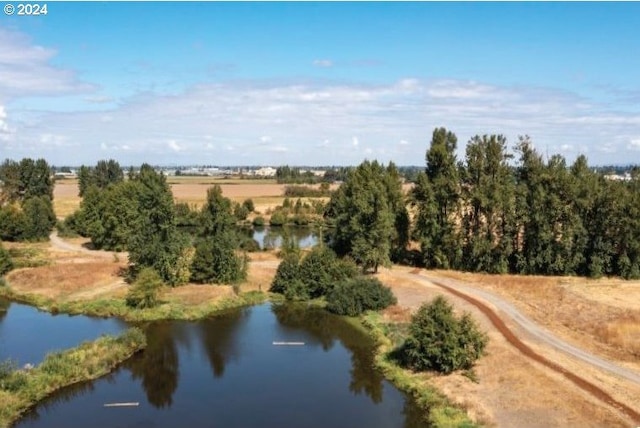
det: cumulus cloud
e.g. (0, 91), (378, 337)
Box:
(260, 135), (272, 143)
(352, 136), (359, 147)
(628, 139), (640, 151)
(167, 140), (183, 152)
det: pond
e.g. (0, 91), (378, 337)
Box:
(248, 226), (319, 250)
(2, 301), (427, 427)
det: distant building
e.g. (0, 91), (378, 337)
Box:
(255, 167), (277, 177)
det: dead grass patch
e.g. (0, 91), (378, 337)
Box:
(162, 284), (235, 306)
(6, 262), (126, 301)
(432, 270), (640, 363)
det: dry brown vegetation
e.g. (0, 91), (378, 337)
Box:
(434, 270), (640, 361)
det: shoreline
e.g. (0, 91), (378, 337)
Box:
(0, 328), (147, 427)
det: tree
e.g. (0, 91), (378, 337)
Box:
(126, 267), (163, 309)
(127, 165), (187, 285)
(78, 160), (124, 196)
(396, 296), (487, 374)
(413, 128), (461, 268)
(269, 253), (304, 297)
(327, 160), (398, 273)
(21, 196), (56, 241)
(190, 234), (247, 284)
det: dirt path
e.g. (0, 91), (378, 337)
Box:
(49, 232), (127, 260)
(412, 272), (640, 423)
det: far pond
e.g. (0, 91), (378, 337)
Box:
(0, 299), (427, 427)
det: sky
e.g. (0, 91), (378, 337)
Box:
(1, 2), (640, 167)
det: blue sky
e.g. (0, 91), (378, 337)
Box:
(1, 2), (639, 166)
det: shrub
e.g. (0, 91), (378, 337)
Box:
(242, 199), (255, 213)
(252, 216), (265, 227)
(0, 245), (13, 276)
(233, 203), (250, 221)
(299, 246), (354, 298)
(126, 268), (164, 309)
(269, 211), (287, 226)
(326, 277), (396, 316)
(270, 254), (301, 294)
(395, 296), (488, 374)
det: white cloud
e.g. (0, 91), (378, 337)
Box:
(167, 140), (183, 152)
(0, 28), (94, 100)
(352, 136), (359, 147)
(260, 135), (272, 143)
(399, 140), (409, 146)
(628, 139), (640, 151)
(312, 59), (334, 68)
(268, 145), (288, 153)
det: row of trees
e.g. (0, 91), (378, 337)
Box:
(0, 158), (56, 241)
(324, 129), (640, 279)
(67, 162), (246, 286)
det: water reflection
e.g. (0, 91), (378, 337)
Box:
(272, 304), (385, 403)
(252, 226), (318, 249)
(126, 322), (180, 408)
(14, 304), (427, 428)
(0, 297), (9, 322)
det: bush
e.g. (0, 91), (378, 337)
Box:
(270, 254), (301, 294)
(233, 203), (250, 221)
(126, 268), (163, 309)
(0, 244), (13, 276)
(269, 211), (287, 226)
(252, 216), (265, 227)
(395, 296), (488, 374)
(242, 199), (255, 213)
(326, 277), (396, 316)
(299, 246), (355, 298)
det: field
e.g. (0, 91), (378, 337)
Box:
(52, 178), (331, 218)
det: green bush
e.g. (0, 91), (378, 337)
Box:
(0, 244), (13, 276)
(190, 236), (247, 284)
(326, 277), (396, 316)
(269, 211), (287, 226)
(270, 254), (301, 294)
(395, 296), (488, 374)
(252, 216), (265, 227)
(126, 268), (164, 309)
(242, 199), (255, 213)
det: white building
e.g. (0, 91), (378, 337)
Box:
(255, 167), (277, 177)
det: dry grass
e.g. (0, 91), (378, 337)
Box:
(162, 284), (235, 306)
(433, 270), (640, 361)
(5, 262), (127, 301)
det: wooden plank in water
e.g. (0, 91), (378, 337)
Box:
(103, 402), (139, 407)
(272, 341), (305, 346)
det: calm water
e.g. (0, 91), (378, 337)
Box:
(3, 302), (427, 427)
(250, 226), (319, 249)
(0, 297), (127, 365)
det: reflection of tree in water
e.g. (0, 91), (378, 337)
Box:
(126, 322), (180, 409)
(402, 397), (433, 428)
(197, 308), (249, 378)
(271, 304), (384, 403)
(0, 298), (9, 322)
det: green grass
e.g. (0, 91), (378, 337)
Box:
(0, 328), (146, 427)
(361, 312), (480, 428)
(0, 285), (267, 322)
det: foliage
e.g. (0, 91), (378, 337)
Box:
(0, 158), (53, 203)
(269, 210), (287, 226)
(283, 185), (331, 198)
(77, 159), (124, 197)
(270, 246), (359, 301)
(126, 165), (188, 285)
(242, 198), (255, 212)
(126, 267), (164, 309)
(326, 277), (396, 316)
(20, 196), (56, 241)
(0, 329), (146, 427)
(395, 296), (487, 374)
(327, 160), (408, 273)
(252, 216), (265, 227)
(233, 202), (250, 221)
(190, 235), (247, 284)
(0, 244), (13, 276)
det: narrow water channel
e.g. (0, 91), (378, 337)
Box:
(1, 300), (427, 427)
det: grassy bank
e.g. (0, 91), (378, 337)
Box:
(0, 285), (266, 322)
(362, 312), (479, 428)
(0, 328), (146, 427)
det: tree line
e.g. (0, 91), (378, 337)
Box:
(323, 128), (640, 279)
